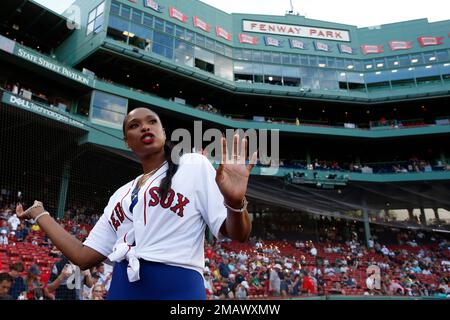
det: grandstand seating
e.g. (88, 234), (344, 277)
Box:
(1, 225), (449, 299)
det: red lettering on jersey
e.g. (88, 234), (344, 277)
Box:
(170, 193), (190, 217)
(160, 189), (175, 209)
(148, 186), (160, 207)
(114, 203), (125, 223)
(110, 213), (120, 231)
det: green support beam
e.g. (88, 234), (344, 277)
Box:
(420, 207), (427, 226)
(433, 208), (440, 222)
(362, 199), (371, 248)
(57, 162), (71, 219)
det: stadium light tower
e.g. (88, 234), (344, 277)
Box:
(288, 0), (294, 14)
(287, 0), (301, 16)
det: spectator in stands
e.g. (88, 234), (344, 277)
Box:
(0, 229), (8, 245)
(25, 264), (44, 300)
(82, 273), (99, 300)
(294, 240), (303, 250)
(14, 222), (28, 242)
(301, 271), (316, 296)
(250, 271), (264, 296)
(342, 275), (357, 289)
(227, 258), (237, 273)
(8, 214), (20, 233)
(219, 258), (231, 279)
(269, 264), (282, 296)
(46, 256), (94, 300)
(235, 282), (248, 300)
(31, 236), (39, 246)
(204, 272), (215, 298)
(0, 273), (13, 300)
(279, 271), (290, 297)
(90, 284), (106, 300)
(390, 281), (405, 296)
(434, 287), (448, 298)
(329, 281), (345, 295)
(324, 265), (335, 276)
(237, 250), (248, 264)
(218, 280), (234, 299)
(310, 245), (317, 257)
(288, 274), (301, 296)
(31, 223), (40, 232)
(41, 235), (51, 248)
(411, 262), (422, 274)
(438, 279), (449, 294)
(94, 263), (112, 290)
(8, 262), (26, 300)
(367, 238), (374, 249)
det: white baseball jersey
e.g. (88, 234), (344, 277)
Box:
(83, 153), (228, 280)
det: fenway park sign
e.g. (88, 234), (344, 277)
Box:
(243, 20), (350, 42)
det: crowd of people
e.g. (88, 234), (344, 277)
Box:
(1, 199), (449, 300)
(201, 234), (450, 300)
(282, 157), (449, 174)
(1, 201), (114, 300)
(195, 103), (221, 114)
(1, 81), (70, 113)
(0, 259), (113, 300)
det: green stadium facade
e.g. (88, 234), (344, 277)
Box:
(1, 0), (450, 244)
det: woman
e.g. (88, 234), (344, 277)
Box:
(16, 107), (256, 300)
(90, 284), (106, 300)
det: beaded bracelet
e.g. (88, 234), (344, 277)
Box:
(224, 197), (248, 213)
(23, 203), (44, 220)
(33, 211), (50, 225)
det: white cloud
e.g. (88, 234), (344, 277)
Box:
(199, 0), (450, 27)
(35, 0), (449, 27)
(35, 0), (75, 14)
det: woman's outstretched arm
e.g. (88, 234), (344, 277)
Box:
(16, 202), (106, 270)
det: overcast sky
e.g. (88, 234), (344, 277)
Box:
(35, 0), (449, 27)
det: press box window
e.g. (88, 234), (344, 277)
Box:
(90, 91), (128, 129)
(87, 2), (105, 36)
(195, 59), (214, 74)
(194, 47), (214, 74)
